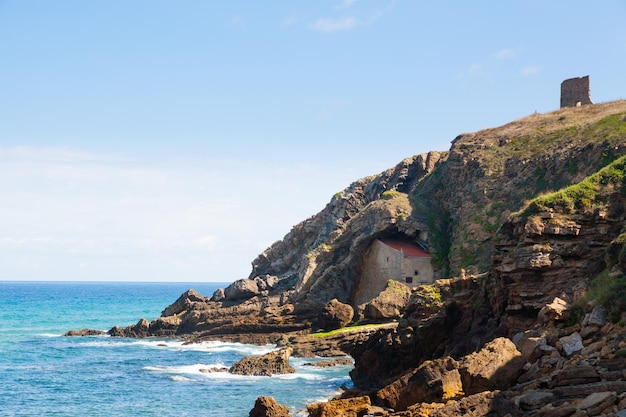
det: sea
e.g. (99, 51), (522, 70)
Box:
(0, 281), (352, 417)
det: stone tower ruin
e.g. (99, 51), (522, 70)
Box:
(560, 75), (592, 108)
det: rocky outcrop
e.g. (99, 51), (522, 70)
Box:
(63, 328), (106, 337)
(248, 396), (291, 417)
(376, 356), (463, 410)
(229, 348), (296, 377)
(362, 279), (412, 321)
(92, 101), (626, 416)
(306, 396), (371, 417)
(319, 299), (354, 331)
(458, 337), (525, 395)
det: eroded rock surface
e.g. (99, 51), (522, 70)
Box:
(229, 348), (295, 377)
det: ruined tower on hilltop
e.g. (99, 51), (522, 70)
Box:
(560, 75), (593, 108)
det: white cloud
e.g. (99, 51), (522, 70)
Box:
(312, 17), (358, 33)
(312, 0), (395, 33)
(338, 0), (357, 9)
(0, 145), (368, 281)
(520, 65), (541, 76)
(496, 48), (518, 60)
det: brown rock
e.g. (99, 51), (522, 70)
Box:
(550, 364), (600, 388)
(229, 348), (296, 376)
(459, 337), (526, 395)
(63, 328), (106, 337)
(533, 403), (577, 417)
(319, 299), (354, 331)
(376, 356), (462, 410)
(559, 332), (584, 356)
(517, 390), (554, 411)
(306, 396), (370, 417)
(161, 289), (207, 316)
(538, 297), (569, 324)
(577, 391), (616, 416)
(363, 280), (411, 321)
(249, 396), (291, 417)
(429, 391), (520, 417)
(303, 358), (353, 368)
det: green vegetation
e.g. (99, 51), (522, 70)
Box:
(312, 323), (390, 338)
(410, 284), (443, 308)
(606, 232), (626, 268)
(520, 154), (626, 217)
(572, 269), (626, 324)
(381, 190), (400, 200)
(317, 243), (332, 252)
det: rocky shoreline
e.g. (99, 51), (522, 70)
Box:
(65, 101), (626, 416)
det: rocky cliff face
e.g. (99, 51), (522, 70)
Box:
(108, 101), (626, 343)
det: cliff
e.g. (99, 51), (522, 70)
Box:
(108, 101), (626, 341)
(103, 100), (626, 415)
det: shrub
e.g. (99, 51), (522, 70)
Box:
(381, 190), (400, 200)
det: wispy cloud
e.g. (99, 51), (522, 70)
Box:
(312, 17), (358, 33)
(338, 0), (357, 9)
(0, 145), (365, 281)
(520, 65), (541, 76)
(311, 0), (395, 33)
(495, 48), (518, 60)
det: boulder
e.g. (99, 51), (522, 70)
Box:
(319, 299), (354, 331)
(229, 348), (296, 376)
(161, 289), (207, 316)
(249, 396), (291, 417)
(223, 278), (262, 301)
(459, 337), (525, 395)
(538, 297), (569, 324)
(429, 391), (518, 417)
(558, 332), (584, 356)
(363, 280), (411, 320)
(577, 391), (616, 416)
(306, 396), (370, 417)
(376, 356), (462, 410)
(550, 364), (600, 388)
(303, 358), (353, 368)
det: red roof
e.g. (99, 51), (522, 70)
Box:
(380, 239), (430, 258)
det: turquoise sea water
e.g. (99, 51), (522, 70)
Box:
(0, 282), (351, 416)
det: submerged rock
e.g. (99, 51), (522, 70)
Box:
(63, 328), (106, 337)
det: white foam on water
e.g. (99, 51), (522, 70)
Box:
(38, 333), (63, 338)
(168, 375), (194, 382)
(143, 363), (223, 375)
(272, 373), (324, 381)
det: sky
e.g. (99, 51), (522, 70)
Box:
(1, 1), (625, 282)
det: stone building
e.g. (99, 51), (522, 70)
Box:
(560, 75), (593, 108)
(354, 239), (434, 306)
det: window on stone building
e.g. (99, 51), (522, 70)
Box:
(405, 276), (413, 284)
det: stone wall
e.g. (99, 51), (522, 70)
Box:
(560, 76), (592, 108)
(354, 240), (434, 306)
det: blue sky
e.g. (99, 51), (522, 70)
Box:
(1, 1), (625, 282)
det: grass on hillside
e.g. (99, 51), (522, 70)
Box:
(519, 153), (626, 217)
(312, 323), (391, 338)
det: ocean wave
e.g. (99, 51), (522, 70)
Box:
(272, 373), (324, 381)
(168, 375), (194, 383)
